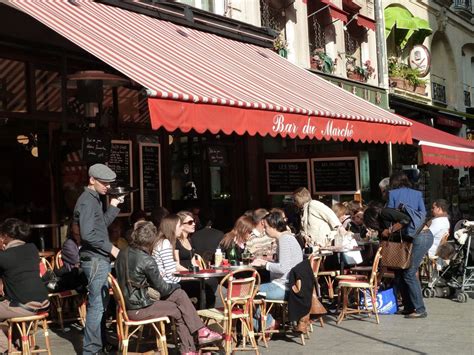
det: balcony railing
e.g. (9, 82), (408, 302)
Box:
(431, 75), (447, 104)
(454, 0), (472, 12)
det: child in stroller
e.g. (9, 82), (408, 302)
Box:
(421, 220), (474, 303)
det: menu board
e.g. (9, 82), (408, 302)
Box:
(82, 133), (110, 163)
(312, 157), (359, 195)
(107, 140), (133, 216)
(266, 159), (311, 195)
(139, 142), (162, 213)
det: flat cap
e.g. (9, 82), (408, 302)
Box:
(88, 163), (116, 182)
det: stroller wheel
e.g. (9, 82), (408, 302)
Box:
(456, 292), (468, 303)
(422, 287), (433, 298)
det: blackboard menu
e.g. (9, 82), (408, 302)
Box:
(208, 146), (228, 166)
(312, 157), (359, 194)
(107, 140), (133, 216)
(139, 143), (161, 213)
(266, 159), (311, 195)
(82, 133), (111, 163)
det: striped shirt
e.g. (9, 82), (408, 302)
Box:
(266, 233), (303, 289)
(152, 239), (180, 284)
(246, 229), (276, 256)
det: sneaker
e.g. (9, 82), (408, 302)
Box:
(395, 308), (414, 315)
(198, 327), (222, 345)
(404, 312), (428, 319)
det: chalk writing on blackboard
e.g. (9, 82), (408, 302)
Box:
(82, 134), (111, 163)
(107, 140), (133, 216)
(266, 159), (311, 195)
(139, 143), (162, 213)
(312, 157), (359, 195)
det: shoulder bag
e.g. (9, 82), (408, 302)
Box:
(380, 223), (413, 269)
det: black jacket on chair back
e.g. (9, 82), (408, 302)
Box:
(115, 247), (179, 310)
(287, 259), (316, 322)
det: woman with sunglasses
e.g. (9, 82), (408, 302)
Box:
(176, 211), (197, 270)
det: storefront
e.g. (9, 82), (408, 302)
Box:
(1, 1), (415, 237)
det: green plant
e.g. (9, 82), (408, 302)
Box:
(273, 34), (288, 52)
(388, 57), (426, 87)
(311, 49), (336, 73)
(346, 57), (375, 81)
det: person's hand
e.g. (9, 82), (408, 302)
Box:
(110, 195), (125, 207)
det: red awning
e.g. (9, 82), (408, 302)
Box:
(357, 14), (376, 31)
(10, 0), (412, 144)
(321, 0), (349, 23)
(409, 119), (474, 167)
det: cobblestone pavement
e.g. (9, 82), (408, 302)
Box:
(42, 297), (473, 354)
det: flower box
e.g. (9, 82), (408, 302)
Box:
(347, 71), (365, 82)
(390, 77), (426, 95)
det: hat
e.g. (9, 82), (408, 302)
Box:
(88, 164), (116, 182)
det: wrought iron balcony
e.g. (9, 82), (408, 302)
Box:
(432, 82), (447, 104)
(453, 0), (472, 12)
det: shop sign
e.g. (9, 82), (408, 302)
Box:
(436, 116), (462, 128)
(409, 45), (430, 77)
(272, 115), (354, 140)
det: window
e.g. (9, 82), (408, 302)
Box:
(0, 58), (27, 112)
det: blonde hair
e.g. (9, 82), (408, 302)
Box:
(293, 187), (312, 208)
(332, 203), (348, 219)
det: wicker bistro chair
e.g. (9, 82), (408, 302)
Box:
(108, 274), (170, 355)
(7, 312), (52, 355)
(336, 247), (382, 325)
(197, 268), (260, 355)
(39, 256), (86, 330)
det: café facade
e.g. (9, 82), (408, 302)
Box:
(1, 0), (470, 240)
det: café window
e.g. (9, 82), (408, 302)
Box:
(0, 58), (27, 112)
(117, 87), (150, 128)
(35, 69), (62, 112)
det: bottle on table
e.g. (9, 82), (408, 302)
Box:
(242, 243), (251, 265)
(214, 247), (223, 267)
(228, 243), (238, 266)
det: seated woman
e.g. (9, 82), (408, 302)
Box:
(0, 218), (50, 353)
(251, 212), (303, 328)
(115, 221), (221, 354)
(219, 215), (254, 263)
(176, 211), (197, 270)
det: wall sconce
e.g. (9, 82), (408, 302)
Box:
(16, 133), (38, 157)
(343, 14), (358, 31)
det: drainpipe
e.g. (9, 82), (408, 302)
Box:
(374, 0), (388, 89)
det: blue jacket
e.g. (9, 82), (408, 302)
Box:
(387, 187), (426, 214)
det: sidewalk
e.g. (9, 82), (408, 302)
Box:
(45, 297), (473, 354)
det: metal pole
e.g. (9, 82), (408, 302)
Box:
(374, 0), (388, 89)
(388, 142), (393, 175)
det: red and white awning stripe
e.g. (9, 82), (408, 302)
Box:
(9, 0), (412, 144)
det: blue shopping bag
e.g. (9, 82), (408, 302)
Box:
(360, 288), (397, 315)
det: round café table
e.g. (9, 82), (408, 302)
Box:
(319, 246), (363, 274)
(174, 269), (231, 310)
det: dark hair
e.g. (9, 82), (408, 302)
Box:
(220, 215), (254, 250)
(129, 221), (158, 254)
(150, 207), (169, 229)
(264, 211), (288, 232)
(433, 199), (449, 213)
(363, 207), (382, 232)
(390, 171), (412, 189)
(0, 218), (31, 241)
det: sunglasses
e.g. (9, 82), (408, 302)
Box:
(183, 220), (195, 226)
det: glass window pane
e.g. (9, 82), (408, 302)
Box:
(117, 87), (149, 127)
(35, 69), (62, 112)
(0, 58), (27, 112)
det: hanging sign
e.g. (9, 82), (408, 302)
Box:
(107, 140), (133, 216)
(409, 45), (431, 77)
(312, 157), (360, 195)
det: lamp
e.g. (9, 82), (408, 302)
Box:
(16, 133), (38, 157)
(343, 14), (358, 31)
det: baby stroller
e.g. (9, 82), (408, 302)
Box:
(422, 220), (474, 303)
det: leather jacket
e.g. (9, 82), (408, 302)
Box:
(115, 247), (180, 310)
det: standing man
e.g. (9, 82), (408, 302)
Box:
(74, 164), (122, 355)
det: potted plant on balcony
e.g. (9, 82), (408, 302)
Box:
(273, 34), (288, 58)
(346, 57), (375, 82)
(388, 57), (427, 95)
(310, 49), (337, 74)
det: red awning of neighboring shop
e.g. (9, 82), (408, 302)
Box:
(408, 119), (474, 167)
(10, 0), (412, 144)
(321, 0), (349, 23)
(357, 14), (376, 31)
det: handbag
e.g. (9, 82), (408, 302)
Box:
(379, 222), (413, 269)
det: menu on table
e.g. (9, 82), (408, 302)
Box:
(312, 157), (359, 195)
(107, 140), (133, 216)
(266, 159), (311, 195)
(139, 142), (162, 213)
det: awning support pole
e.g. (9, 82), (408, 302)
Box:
(388, 142), (393, 176)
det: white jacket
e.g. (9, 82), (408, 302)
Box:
(301, 200), (341, 246)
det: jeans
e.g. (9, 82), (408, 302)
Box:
(254, 282), (288, 331)
(395, 230), (434, 314)
(81, 258), (111, 355)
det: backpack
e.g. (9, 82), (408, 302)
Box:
(398, 203), (426, 238)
